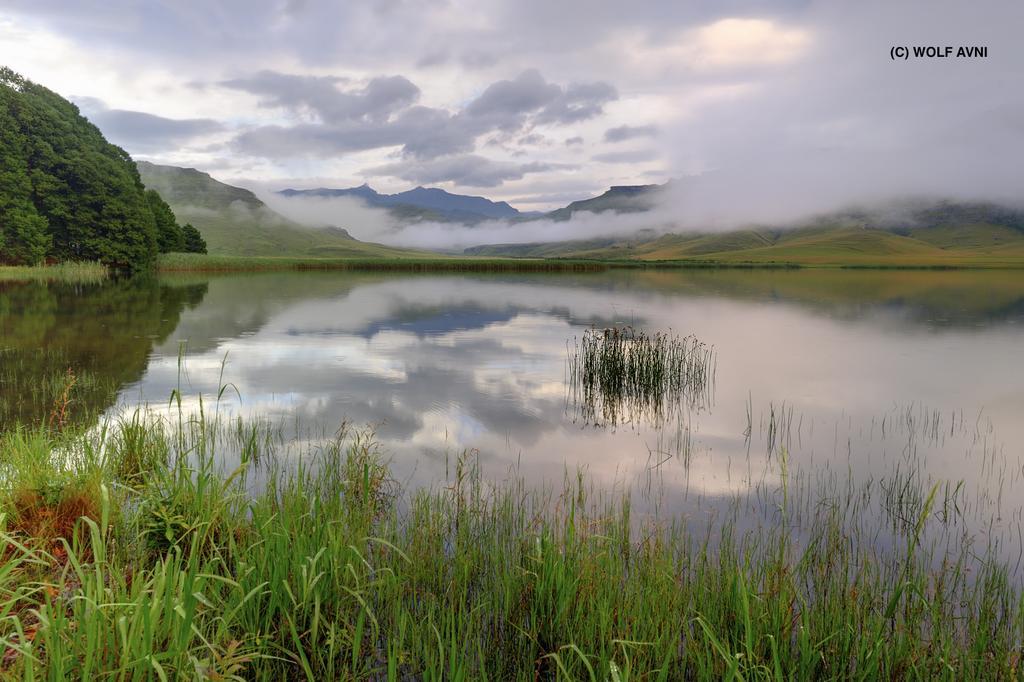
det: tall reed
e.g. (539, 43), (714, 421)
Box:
(0, 406), (1019, 679)
(567, 326), (716, 428)
(0, 262), (107, 283)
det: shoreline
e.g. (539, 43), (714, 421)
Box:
(4, 253), (1024, 284)
(155, 253), (1024, 273)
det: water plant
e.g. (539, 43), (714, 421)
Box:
(0, 351), (122, 431)
(566, 325), (716, 428)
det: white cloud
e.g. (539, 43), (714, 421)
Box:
(688, 18), (811, 69)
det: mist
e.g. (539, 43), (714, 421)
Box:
(260, 189), (690, 251)
(656, 1), (1024, 229)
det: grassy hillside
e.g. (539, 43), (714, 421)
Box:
(137, 162), (422, 258)
(469, 223), (1024, 267)
(906, 223), (1023, 249)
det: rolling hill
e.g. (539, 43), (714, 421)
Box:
(466, 224), (1024, 266)
(138, 163), (422, 258)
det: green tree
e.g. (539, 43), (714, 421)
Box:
(181, 223), (207, 254)
(0, 204), (50, 265)
(0, 66), (159, 270)
(0, 68), (49, 265)
(146, 189), (185, 253)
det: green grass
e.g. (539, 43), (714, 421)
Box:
(907, 223), (1024, 249)
(0, 262), (107, 283)
(158, 250), (1024, 274)
(0, 397), (1021, 678)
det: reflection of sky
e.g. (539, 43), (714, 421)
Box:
(113, 271), (1024, 565)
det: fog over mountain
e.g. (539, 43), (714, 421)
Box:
(278, 184), (523, 222)
(3, 1), (1020, 249)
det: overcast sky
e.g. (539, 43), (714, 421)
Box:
(1, 1), (1020, 212)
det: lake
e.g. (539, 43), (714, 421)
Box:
(3, 269), (1023, 566)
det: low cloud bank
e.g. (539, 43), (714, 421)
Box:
(260, 190), (685, 251)
(260, 175), (1024, 252)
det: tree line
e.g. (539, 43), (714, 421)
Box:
(0, 67), (205, 270)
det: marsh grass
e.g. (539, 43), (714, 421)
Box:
(157, 253), (612, 273)
(156, 253), (823, 273)
(567, 326), (716, 429)
(0, 393), (1019, 679)
(0, 262), (107, 283)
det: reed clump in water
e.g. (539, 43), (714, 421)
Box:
(0, 351), (121, 431)
(567, 325), (716, 427)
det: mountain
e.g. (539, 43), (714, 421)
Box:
(389, 187), (519, 219)
(546, 183), (668, 221)
(279, 181), (673, 225)
(138, 163), (420, 258)
(0, 67), (199, 268)
(278, 184), (521, 222)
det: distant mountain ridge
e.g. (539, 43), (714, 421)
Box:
(279, 184), (521, 223)
(278, 181), (669, 224)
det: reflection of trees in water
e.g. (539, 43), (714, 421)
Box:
(0, 277), (208, 428)
(565, 326), (715, 431)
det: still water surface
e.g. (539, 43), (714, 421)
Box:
(3, 269), (1023, 560)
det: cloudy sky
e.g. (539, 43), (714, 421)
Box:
(0, 0), (1019, 212)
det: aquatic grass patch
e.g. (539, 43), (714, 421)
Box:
(567, 325), (716, 428)
(0, 262), (107, 283)
(0, 350), (122, 431)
